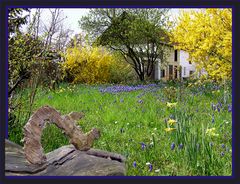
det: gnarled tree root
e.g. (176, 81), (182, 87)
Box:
(23, 105), (100, 165)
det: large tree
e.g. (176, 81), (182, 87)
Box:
(79, 9), (172, 81)
(171, 8), (232, 81)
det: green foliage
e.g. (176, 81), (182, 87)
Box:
(8, 8), (30, 34)
(108, 52), (136, 84)
(8, 32), (62, 92)
(8, 33), (43, 92)
(80, 9), (172, 81)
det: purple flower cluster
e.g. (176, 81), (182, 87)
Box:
(141, 142), (147, 150)
(228, 104), (232, 112)
(99, 84), (157, 94)
(211, 102), (232, 113)
(171, 142), (175, 150)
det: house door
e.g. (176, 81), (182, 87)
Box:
(169, 65), (173, 80)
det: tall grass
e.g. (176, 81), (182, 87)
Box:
(8, 81), (232, 176)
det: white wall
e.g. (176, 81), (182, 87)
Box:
(179, 50), (196, 78)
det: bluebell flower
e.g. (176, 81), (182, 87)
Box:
(141, 142), (146, 150)
(48, 95), (53, 99)
(221, 144), (225, 149)
(218, 102), (222, 108)
(149, 164), (153, 172)
(211, 103), (216, 111)
(220, 152), (225, 157)
(171, 142), (175, 150)
(138, 100), (143, 104)
(120, 99), (124, 103)
(212, 115), (215, 123)
(228, 104), (232, 112)
(133, 161), (137, 168)
(179, 143), (183, 149)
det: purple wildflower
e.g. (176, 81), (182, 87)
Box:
(138, 100), (143, 104)
(212, 114), (215, 123)
(133, 161), (137, 168)
(218, 102), (222, 108)
(99, 84), (157, 94)
(141, 142), (146, 150)
(171, 142), (175, 150)
(220, 152), (225, 157)
(179, 143), (183, 149)
(211, 103), (217, 111)
(48, 95), (53, 99)
(228, 104), (232, 112)
(209, 142), (214, 147)
(149, 164), (153, 172)
(120, 99), (124, 103)
(221, 144), (225, 149)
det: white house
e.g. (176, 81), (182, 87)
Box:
(153, 48), (207, 81)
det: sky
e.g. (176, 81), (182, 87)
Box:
(24, 8), (185, 36)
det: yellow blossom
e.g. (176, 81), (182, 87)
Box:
(206, 128), (219, 137)
(166, 102), (177, 108)
(167, 119), (177, 126)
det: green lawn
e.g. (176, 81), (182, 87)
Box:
(9, 81), (232, 176)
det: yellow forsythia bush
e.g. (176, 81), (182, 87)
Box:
(172, 8), (232, 81)
(62, 45), (114, 84)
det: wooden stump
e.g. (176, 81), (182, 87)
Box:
(5, 139), (126, 176)
(6, 106), (126, 176)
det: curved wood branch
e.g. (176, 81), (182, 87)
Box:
(23, 105), (100, 165)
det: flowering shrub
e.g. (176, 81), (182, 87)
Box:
(62, 45), (114, 84)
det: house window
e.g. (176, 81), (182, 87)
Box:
(184, 67), (186, 75)
(161, 69), (165, 78)
(189, 60), (192, 64)
(174, 50), (178, 62)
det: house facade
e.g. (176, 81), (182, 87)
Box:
(153, 48), (205, 81)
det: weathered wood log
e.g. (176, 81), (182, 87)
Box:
(5, 139), (126, 176)
(23, 105), (100, 165)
